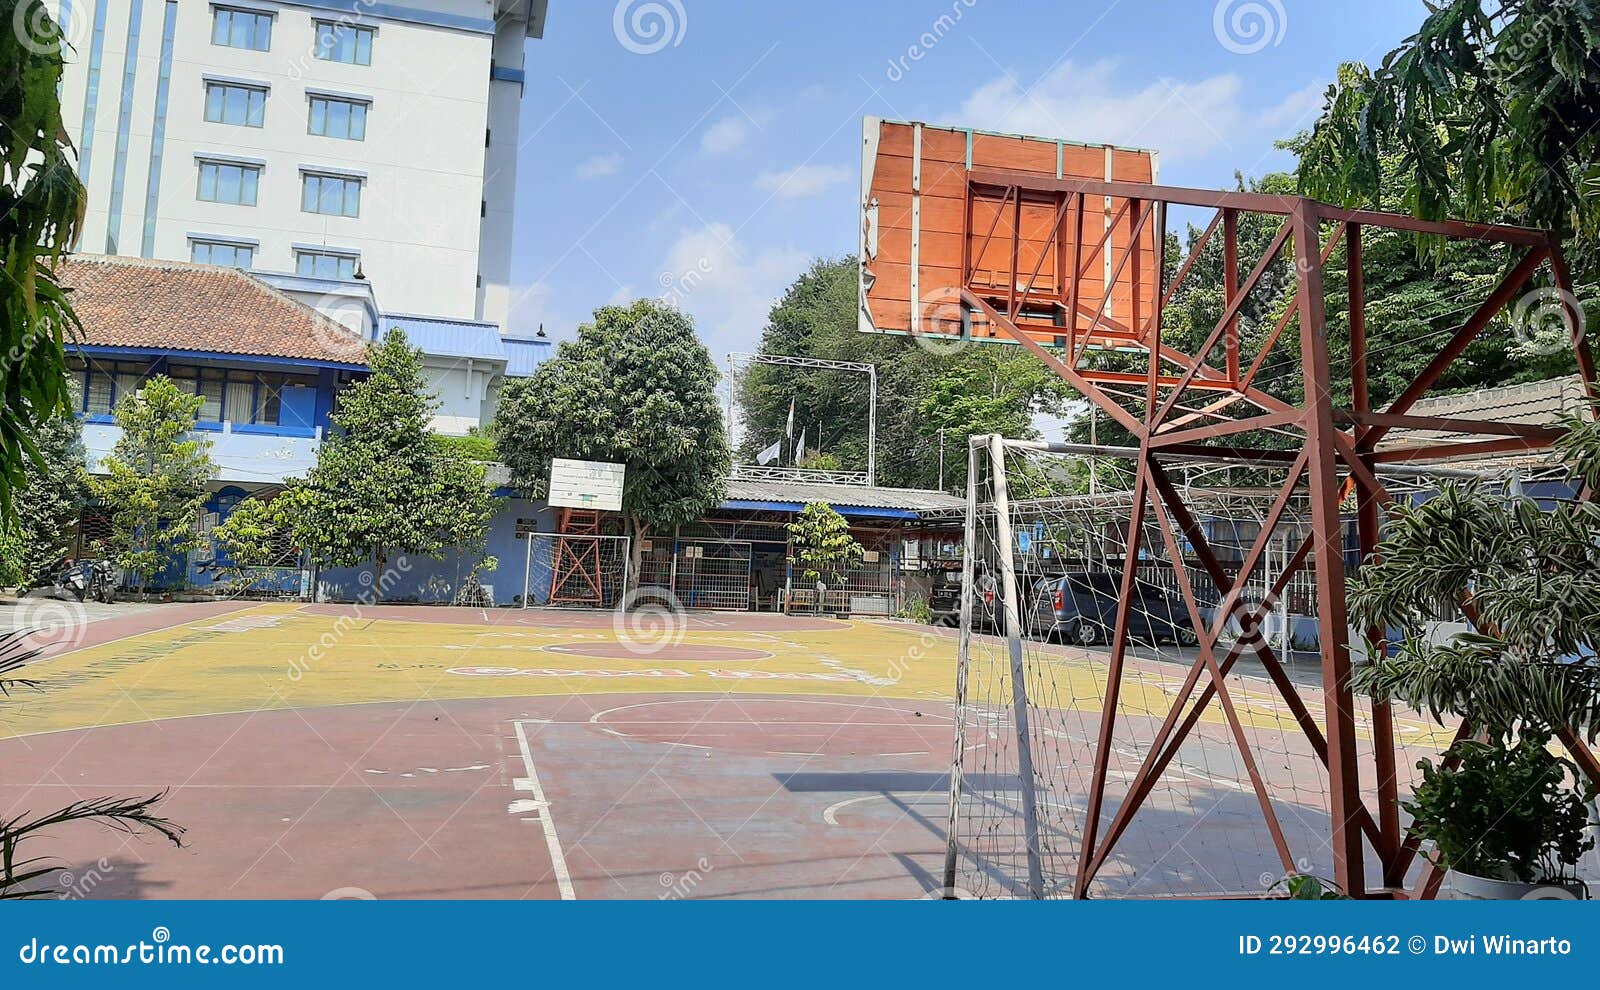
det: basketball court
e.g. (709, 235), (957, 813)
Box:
(0, 600), (1462, 899)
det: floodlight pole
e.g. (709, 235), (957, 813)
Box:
(868, 364), (878, 487)
(728, 352), (878, 486)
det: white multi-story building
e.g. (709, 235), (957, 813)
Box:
(59, 0), (550, 431)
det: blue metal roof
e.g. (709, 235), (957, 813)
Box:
(504, 336), (553, 377)
(379, 314), (553, 377)
(719, 498), (921, 520)
(381, 314), (505, 360)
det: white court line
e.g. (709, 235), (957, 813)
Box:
(511, 720), (576, 900)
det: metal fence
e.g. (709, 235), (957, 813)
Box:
(636, 538), (753, 610)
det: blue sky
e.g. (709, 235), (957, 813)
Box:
(505, 1), (1425, 362)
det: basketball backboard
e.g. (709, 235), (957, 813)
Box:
(858, 116), (1160, 351)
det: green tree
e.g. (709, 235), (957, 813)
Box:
(1296, 1), (1600, 271)
(0, 0), (184, 895)
(786, 501), (864, 584)
(0, 0), (84, 514)
(0, 410), (86, 588)
(494, 300), (730, 576)
(89, 376), (214, 590)
(300, 329), (497, 600)
(737, 257), (1070, 492)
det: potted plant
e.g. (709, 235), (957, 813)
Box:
(1403, 738), (1593, 898)
(1349, 412), (1600, 897)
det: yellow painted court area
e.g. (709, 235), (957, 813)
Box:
(3, 603), (1455, 748)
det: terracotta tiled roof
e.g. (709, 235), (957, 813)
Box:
(57, 254), (370, 367)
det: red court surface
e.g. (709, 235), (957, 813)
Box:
(1, 694), (957, 899)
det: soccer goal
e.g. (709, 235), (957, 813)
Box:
(943, 436), (1435, 899)
(521, 533), (632, 609)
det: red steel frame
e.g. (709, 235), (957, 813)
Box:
(549, 508), (607, 606)
(947, 174), (1600, 898)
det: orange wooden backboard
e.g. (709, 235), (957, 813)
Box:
(858, 116), (1161, 348)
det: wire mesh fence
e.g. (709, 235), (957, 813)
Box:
(942, 437), (1600, 899)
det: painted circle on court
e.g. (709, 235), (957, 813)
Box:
(588, 697), (954, 757)
(544, 641), (773, 662)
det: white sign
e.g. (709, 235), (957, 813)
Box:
(548, 458), (625, 512)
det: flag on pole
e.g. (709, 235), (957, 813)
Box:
(785, 399), (795, 439)
(756, 438), (782, 465)
(794, 427), (806, 465)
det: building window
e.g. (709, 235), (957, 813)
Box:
(168, 366), (317, 427)
(314, 21), (373, 65)
(301, 172), (361, 217)
(204, 81), (266, 127)
(307, 95), (367, 140)
(190, 239), (255, 268)
(197, 160), (261, 205)
(211, 6), (271, 51)
(295, 249), (359, 280)
(68, 358), (156, 417)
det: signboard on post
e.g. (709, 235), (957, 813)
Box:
(548, 458), (625, 512)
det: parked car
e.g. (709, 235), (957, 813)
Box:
(1030, 571), (1199, 647)
(928, 565), (1000, 628)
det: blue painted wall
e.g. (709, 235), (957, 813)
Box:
(314, 498), (557, 605)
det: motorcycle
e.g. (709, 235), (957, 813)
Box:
(59, 559), (117, 604)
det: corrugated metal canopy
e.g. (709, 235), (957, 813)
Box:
(721, 478), (962, 517)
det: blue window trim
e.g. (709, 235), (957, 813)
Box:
(74, 345), (366, 372)
(77, 0), (110, 181)
(104, 0), (144, 254)
(209, 4), (274, 51)
(72, 354), (341, 435)
(203, 80), (268, 128)
(140, 1), (178, 257)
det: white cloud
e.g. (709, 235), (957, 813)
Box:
(654, 222), (807, 358)
(756, 164), (851, 200)
(1259, 79), (1329, 133)
(949, 59), (1324, 163)
(574, 152), (624, 180)
(700, 111), (770, 155)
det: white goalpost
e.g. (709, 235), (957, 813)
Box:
(521, 533), (632, 609)
(938, 436), (1571, 899)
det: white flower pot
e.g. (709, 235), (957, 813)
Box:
(1450, 870), (1589, 900)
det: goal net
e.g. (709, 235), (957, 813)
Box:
(942, 436), (1479, 899)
